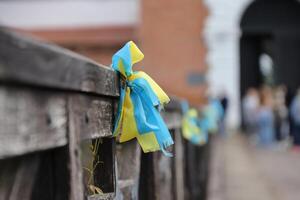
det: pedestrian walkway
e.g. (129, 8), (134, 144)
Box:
(208, 134), (300, 200)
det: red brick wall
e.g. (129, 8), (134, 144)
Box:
(138, 0), (208, 105)
(19, 26), (137, 66)
(20, 1), (208, 105)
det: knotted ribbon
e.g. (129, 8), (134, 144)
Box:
(181, 101), (208, 145)
(112, 41), (174, 156)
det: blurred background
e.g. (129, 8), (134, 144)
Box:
(1, 0), (300, 199)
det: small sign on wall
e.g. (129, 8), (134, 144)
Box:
(187, 72), (207, 86)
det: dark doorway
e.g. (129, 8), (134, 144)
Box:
(240, 0), (300, 97)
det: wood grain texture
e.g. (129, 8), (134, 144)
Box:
(93, 138), (116, 194)
(31, 147), (70, 200)
(0, 28), (119, 97)
(173, 128), (185, 200)
(161, 111), (182, 130)
(0, 85), (67, 159)
(0, 159), (18, 200)
(153, 149), (174, 200)
(116, 140), (141, 200)
(184, 139), (210, 200)
(67, 95), (85, 200)
(88, 193), (114, 200)
(67, 94), (114, 140)
(0, 27), (194, 200)
(138, 153), (155, 200)
(9, 156), (40, 200)
(0, 155), (40, 200)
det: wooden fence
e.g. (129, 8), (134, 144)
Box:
(0, 28), (210, 200)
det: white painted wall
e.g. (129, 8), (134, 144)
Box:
(0, 0), (140, 29)
(203, 0), (253, 128)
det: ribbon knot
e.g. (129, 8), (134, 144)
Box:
(112, 41), (174, 156)
(181, 101), (208, 145)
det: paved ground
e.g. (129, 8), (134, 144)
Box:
(208, 134), (300, 200)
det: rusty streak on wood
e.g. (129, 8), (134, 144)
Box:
(0, 28), (119, 97)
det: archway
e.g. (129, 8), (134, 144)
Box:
(240, 0), (300, 97)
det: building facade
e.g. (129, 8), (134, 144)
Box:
(204, 0), (300, 128)
(0, 0), (208, 106)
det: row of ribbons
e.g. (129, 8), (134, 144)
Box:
(111, 41), (224, 156)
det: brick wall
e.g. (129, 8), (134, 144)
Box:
(138, 0), (208, 105)
(20, 0), (208, 105)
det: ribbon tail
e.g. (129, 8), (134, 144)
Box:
(130, 90), (160, 133)
(113, 86), (126, 136)
(119, 88), (141, 142)
(141, 95), (174, 155)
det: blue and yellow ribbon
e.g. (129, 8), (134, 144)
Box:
(181, 101), (208, 145)
(112, 41), (174, 156)
(202, 99), (224, 133)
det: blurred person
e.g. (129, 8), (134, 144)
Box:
(290, 88), (300, 150)
(273, 85), (289, 142)
(256, 86), (275, 147)
(242, 88), (259, 135)
(218, 90), (229, 137)
(285, 86), (294, 138)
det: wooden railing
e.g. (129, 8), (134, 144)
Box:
(0, 28), (210, 200)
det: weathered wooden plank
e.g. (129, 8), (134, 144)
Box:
(0, 148), (71, 200)
(138, 153), (155, 200)
(0, 157), (21, 200)
(67, 94), (114, 140)
(31, 147), (70, 200)
(138, 128), (185, 200)
(165, 97), (184, 112)
(162, 111), (182, 130)
(184, 139), (210, 200)
(162, 97), (183, 129)
(8, 155), (40, 200)
(0, 28), (119, 97)
(88, 193), (114, 200)
(153, 150), (174, 200)
(139, 131), (176, 200)
(68, 95), (85, 200)
(172, 128), (185, 200)
(52, 147), (71, 200)
(184, 140), (197, 200)
(0, 85), (67, 159)
(138, 109), (183, 200)
(116, 140), (141, 200)
(94, 138), (116, 194)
